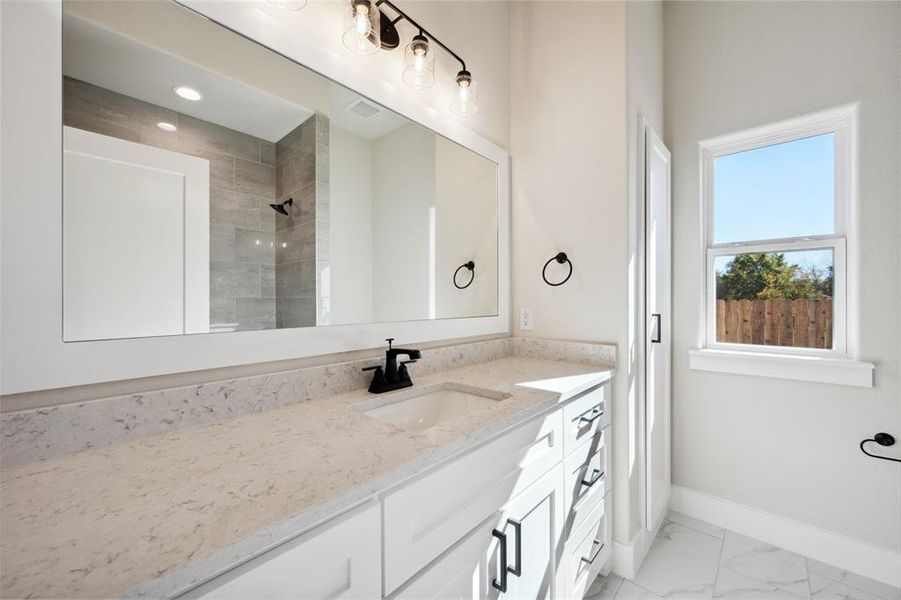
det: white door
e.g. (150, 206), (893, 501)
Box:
(63, 126), (209, 340)
(491, 464), (565, 600)
(645, 126), (672, 531)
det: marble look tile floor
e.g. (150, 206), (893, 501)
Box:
(586, 511), (900, 600)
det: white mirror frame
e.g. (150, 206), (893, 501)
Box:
(0, 0), (510, 394)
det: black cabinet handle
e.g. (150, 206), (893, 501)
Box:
(651, 313), (662, 343)
(581, 468), (605, 489)
(507, 519), (522, 577)
(492, 528), (508, 592)
(580, 540), (605, 565)
(578, 407), (605, 426)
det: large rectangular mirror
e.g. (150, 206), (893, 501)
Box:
(61, 0), (499, 342)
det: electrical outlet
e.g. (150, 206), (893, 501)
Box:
(520, 308), (533, 331)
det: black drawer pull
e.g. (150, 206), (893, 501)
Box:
(578, 407), (604, 426)
(581, 468), (605, 488)
(580, 539), (605, 565)
(492, 528), (508, 592)
(507, 519), (522, 577)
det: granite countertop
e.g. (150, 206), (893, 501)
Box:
(0, 357), (612, 599)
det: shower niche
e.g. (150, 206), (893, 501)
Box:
(61, 0), (499, 342)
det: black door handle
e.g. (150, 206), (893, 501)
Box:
(651, 313), (662, 343)
(492, 528), (508, 592)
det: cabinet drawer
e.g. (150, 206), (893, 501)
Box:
(562, 494), (611, 600)
(384, 411), (563, 594)
(563, 428), (609, 539)
(184, 502), (381, 599)
(392, 514), (499, 600)
(562, 384), (610, 456)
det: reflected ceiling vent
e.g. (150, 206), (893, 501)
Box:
(345, 97), (383, 119)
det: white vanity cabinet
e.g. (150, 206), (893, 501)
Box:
(182, 380), (612, 600)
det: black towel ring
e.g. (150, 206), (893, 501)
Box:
(859, 433), (901, 463)
(454, 261), (475, 289)
(542, 252), (572, 287)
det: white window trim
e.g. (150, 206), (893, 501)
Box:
(691, 104), (874, 387)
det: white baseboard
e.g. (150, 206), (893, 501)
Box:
(669, 485), (901, 588)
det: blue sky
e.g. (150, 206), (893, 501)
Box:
(714, 132), (835, 271)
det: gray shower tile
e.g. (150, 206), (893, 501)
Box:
(276, 118), (313, 164)
(259, 197), (278, 233)
(178, 114), (260, 163)
(261, 265), (276, 298)
(275, 222), (315, 264)
(235, 228), (275, 264)
(210, 189), (261, 230)
(142, 136), (236, 191)
(275, 261), (304, 298)
(277, 297), (316, 329)
(276, 150), (315, 198)
(209, 296), (236, 326)
(235, 298), (276, 331)
(315, 142), (329, 184)
(260, 141), (277, 167)
(63, 77), (177, 139)
(210, 262), (261, 297)
(210, 225), (236, 262)
(236, 158), (276, 199)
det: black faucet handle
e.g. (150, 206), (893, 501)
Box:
(362, 365), (383, 372)
(400, 359), (418, 364)
(385, 338), (394, 349)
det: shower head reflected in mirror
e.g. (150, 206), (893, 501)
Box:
(270, 198), (293, 216)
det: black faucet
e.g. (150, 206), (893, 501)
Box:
(362, 338), (422, 394)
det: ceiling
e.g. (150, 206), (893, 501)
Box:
(62, 14), (313, 143)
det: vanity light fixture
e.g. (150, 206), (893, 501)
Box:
(172, 86), (202, 102)
(402, 33), (435, 89)
(450, 70), (477, 116)
(341, 0), (477, 115)
(156, 122), (177, 132)
(342, 0), (381, 55)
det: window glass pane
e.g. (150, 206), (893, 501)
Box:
(714, 248), (834, 349)
(714, 133), (834, 243)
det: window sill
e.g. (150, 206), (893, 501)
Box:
(688, 348), (874, 387)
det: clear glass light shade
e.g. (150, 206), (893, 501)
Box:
(342, 0), (380, 55)
(266, 0), (307, 10)
(402, 35), (435, 89)
(450, 73), (478, 116)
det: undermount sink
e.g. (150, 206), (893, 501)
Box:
(353, 382), (511, 432)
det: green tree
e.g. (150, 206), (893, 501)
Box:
(716, 253), (832, 300)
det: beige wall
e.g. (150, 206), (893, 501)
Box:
(510, 0), (634, 543)
(665, 0), (901, 550)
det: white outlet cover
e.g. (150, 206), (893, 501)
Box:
(520, 308), (533, 331)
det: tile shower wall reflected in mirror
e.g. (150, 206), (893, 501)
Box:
(61, 0), (498, 341)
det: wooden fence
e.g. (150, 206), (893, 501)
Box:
(716, 299), (832, 349)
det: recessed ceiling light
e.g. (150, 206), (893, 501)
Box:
(173, 86), (202, 101)
(157, 122), (177, 132)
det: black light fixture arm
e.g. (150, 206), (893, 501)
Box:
(375, 0), (467, 72)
